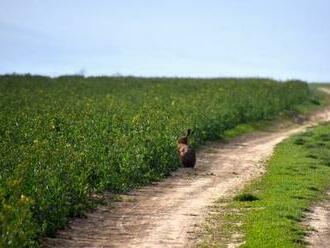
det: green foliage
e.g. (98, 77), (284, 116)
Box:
(310, 98), (320, 105)
(234, 193), (259, 202)
(0, 75), (310, 246)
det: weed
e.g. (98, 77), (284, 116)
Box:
(234, 193), (259, 202)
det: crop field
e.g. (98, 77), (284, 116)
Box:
(0, 75), (311, 246)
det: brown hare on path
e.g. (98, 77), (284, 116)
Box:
(177, 129), (196, 168)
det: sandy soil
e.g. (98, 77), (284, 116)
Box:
(43, 105), (330, 248)
(304, 192), (330, 248)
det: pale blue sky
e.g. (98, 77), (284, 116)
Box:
(0, 0), (329, 81)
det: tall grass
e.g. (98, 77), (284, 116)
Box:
(0, 75), (310, 246)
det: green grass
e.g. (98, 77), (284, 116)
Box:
(0, 75), (314, 246)
(198, 122), (330, 248)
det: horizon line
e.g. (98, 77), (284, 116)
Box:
(1, 72), (329, 83)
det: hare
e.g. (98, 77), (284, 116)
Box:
(177, 129), (196, 168)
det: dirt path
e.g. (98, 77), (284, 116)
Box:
(303, 84), (330, 248)
(319, 87), (330, 95)
(43, 107), (330, 248)
(304, 192), (330, 248)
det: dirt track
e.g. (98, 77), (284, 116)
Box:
(304, 192), (330, 248)
(43, 100), (330, 248)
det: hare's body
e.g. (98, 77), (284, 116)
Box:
(177, 129), (196, 168)
(178, 144), (196, 167)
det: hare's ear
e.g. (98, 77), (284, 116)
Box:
(190, 129), (195, 135)
(186, 128), (193, 137)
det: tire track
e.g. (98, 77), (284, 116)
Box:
(304, 192), (330, 248)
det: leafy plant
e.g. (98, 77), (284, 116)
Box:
(0, 75), (311, 246)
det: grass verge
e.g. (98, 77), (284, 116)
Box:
(197, 122), (330, 248)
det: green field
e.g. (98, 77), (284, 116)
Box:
(0, 75), (312, 246)
(199, 123), (330, 248)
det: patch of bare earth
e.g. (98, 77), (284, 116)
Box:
(43, 107), (330, 248)
(303, 192), (330, 248)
